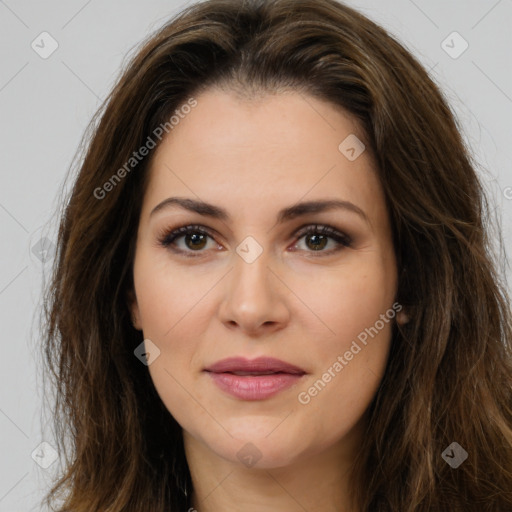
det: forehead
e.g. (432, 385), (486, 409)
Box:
(142, 89), (384, 225)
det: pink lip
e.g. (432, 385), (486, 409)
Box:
(205, 356), (306, 374)
(204, 357), (306, 401)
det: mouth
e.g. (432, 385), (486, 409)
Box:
(204, 356), (306, 375)
(204, 357), (307, 400)
(221, 370), (299, 376)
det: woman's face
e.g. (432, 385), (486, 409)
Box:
(130, 89), (403, 469)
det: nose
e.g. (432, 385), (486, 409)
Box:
(218, 246), (290, 336)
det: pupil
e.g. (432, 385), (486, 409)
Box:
(186, 233), (206, 249)
(307, 234), (327, 251)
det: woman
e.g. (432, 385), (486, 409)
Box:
(41, 0), (512, 510)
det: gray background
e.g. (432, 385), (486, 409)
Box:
(0, 0), (511, 510)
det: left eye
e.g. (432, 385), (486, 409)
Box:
(292, 225), (351, 253)
(157, 224), (352, 257)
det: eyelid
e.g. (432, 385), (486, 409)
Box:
(293, 223), (351, 245)
(156, 222), (352, 257)
(156, 224), (219, 246)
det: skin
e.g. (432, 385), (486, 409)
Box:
(129, 89), (409, 512)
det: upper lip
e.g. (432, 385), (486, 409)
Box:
(204, 357), (306, 375)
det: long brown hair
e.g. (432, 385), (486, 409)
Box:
(40, 0), (512, 510)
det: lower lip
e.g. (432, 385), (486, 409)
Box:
(205, 371), (304, 400)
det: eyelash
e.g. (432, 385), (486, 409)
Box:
(156, 223), (352, 258)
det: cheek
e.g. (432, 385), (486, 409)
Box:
(133, 248), (215, 336)
(293, 259), (397, 346)
(293, 261), (395, 408)
(297, 304), (393, 443)
(132, 249), (210, 403)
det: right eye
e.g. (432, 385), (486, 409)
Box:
(157, 224), (221, 257)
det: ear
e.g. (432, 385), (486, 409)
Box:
(126, 288), (142, 331)
(396, 308), (410, 325)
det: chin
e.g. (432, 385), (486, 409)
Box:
(204, 430), (307, 470)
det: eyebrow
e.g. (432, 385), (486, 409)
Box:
(150, 197), (370, 225)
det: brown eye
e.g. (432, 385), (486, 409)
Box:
(292, 224), (352, 255)
(183, 232), (208, 250)
(158, 223), (351, 258)
(304, 233), (329, 251)
(158, 225), (218, 256)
